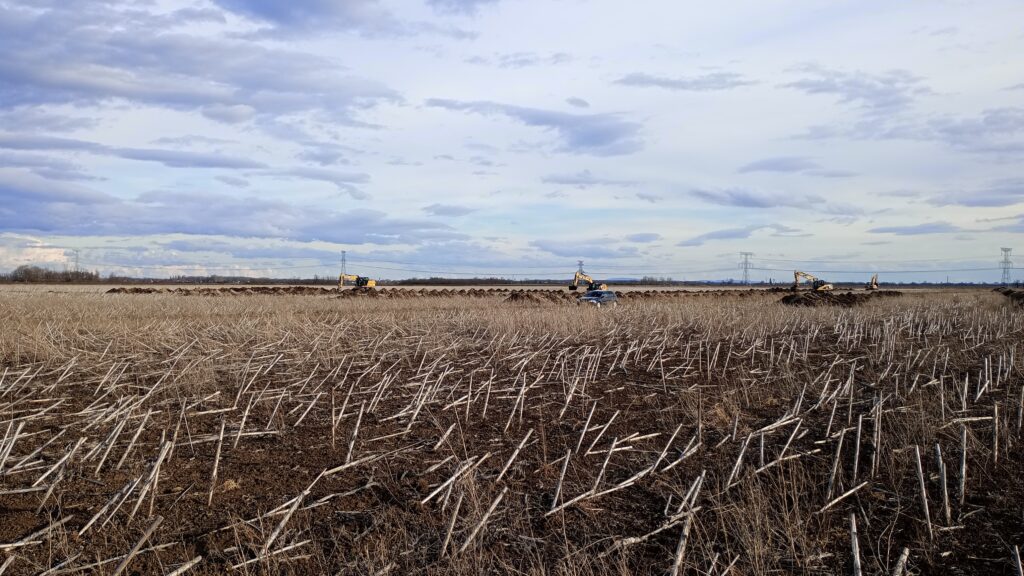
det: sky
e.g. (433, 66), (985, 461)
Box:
(1, 0), (1022, 283)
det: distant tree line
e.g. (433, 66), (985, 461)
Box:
(1, 265), (1017, 287)
(0, 265), (100, 283)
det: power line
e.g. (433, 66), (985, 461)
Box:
(1001, 248), (1013, 286)
(754, 255), (999, 265)
(751, 266), (1004, 274)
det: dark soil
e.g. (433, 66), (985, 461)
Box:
(780, 290), (904, 307)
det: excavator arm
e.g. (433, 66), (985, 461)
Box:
(568, 270), (607, 291)
(792, 270), (833, 292)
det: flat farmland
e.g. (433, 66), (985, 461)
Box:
(0, 287), (1021, 575)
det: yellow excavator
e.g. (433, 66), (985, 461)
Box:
(792, 271), (833, 292)
(338, 274), (376, 288)
(568, 269), (607, 291)
(865, 274), (879, 291)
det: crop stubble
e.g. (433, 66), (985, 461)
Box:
(0, 288), (1021, 575)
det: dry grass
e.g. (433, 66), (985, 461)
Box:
(0, 288), (1021, 575)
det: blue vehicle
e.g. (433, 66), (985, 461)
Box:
(577, 290), (618, 307)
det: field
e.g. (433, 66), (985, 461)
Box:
(0, 286), (1021, 575)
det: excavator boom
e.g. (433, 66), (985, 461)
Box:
(568, 270), (607, 291)
(792, 270), (834, 292)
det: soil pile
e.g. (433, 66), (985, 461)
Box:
(503, 291), (545, 304)
(780, 290), (903, 307)
(105, 286), (161, 294)
(996, 287), (1024, 305)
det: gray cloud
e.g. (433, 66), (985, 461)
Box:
(116, 148), (266, 169)
(690, 187), (864, 218)
(216, 175), (250, 188)
(738, 156), (820, 173)
(0, 134), (104, 152)
(529, 239), (639, 259)
(0, 108), (99, 133)
(616, 72), (755, 91)
(0, 134), (369, 197)
(0, 170), (115, 205)
(468, 52), (571, 68)
(152, 135), (238, 148)
(783, 65), (930, 113)
(542, 169), (636, 188)
(805, 169), (858, 178)
(426, 98), (643, 155)
(211, 0), (475, 39)
(210, 0), (401, 34)
(426, 0), (499, 15)
(867, 222), (962, 235)
(797, 107), (1024, 160)
(0, 133), (268, 169)
(423, 203), (476, 217)
(636, 192), (661, 203)
(737, 157), (857, 178)
(295, 142), (355, 166)
(690, 188), (822, 209)
(200, 104), (257, 124)
(268, 168), (371, 199)
(0, 153), (100, 182)
(0, 2), (399, 130)
(993, 216), (1024, 233)
(160, 239), (341, 263)
(626, 233), (661, 243)
(566, 97), (590, 109)
(929, 178), (1024, 207)
(678, 224), (805, 247)
(0, 176), (456, 244)
(904, 108), (1024, 156)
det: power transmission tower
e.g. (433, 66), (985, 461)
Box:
(340, 250), (347, 278)
(577, 260), (585, 273)
(72, 249), (80, 273)
(1001, 248), (1013, 285)
(739, 252), (753, 285)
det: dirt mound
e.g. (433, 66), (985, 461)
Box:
(996, 287), (1024, 305)
(106, 286), (162, 294)
(780, 290), (903, 307)
(503, 290), (544, 304)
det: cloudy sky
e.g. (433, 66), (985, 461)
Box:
(1, 0), (1022, 282)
